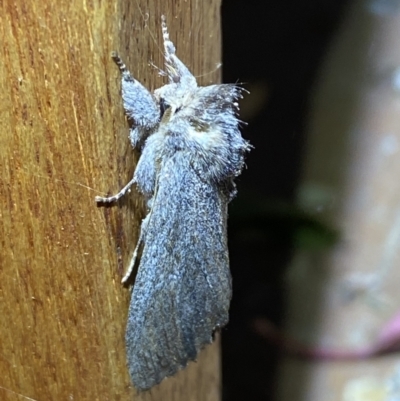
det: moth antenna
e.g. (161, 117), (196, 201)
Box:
(161, 15), (197, 87)
(149, 60), (167, 77)
(161, 15), (176, 57)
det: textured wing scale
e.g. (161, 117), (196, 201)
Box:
(126, 153), (231, 390)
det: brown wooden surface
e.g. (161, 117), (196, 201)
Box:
(0, 0), (222, 400)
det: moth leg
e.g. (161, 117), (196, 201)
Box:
(121, 213), (149, 283)
(121, 240), (141, 284)
(111, 52), (160, 134)
(111, 51), (131, 79)
(95, 177), (136, 203)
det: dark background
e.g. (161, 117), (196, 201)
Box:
(221, 1), (349, 400)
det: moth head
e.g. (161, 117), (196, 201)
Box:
(154, 88), (192, 123)
(152, 84), (245, 158)
(157, 83), (243, 123)
(155, 17), (245, 149)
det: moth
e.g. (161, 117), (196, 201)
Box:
(96, 17), (250, 391)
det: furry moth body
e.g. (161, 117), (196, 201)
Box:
(96, 17), (250, 391)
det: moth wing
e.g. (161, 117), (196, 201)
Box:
(125, 154), (232, 390)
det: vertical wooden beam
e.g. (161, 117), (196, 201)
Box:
(0, 0), (222, 400)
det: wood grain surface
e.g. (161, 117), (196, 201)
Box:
(0, 0), (222, 400)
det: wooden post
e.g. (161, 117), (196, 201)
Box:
(0, 0), (222, 400)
